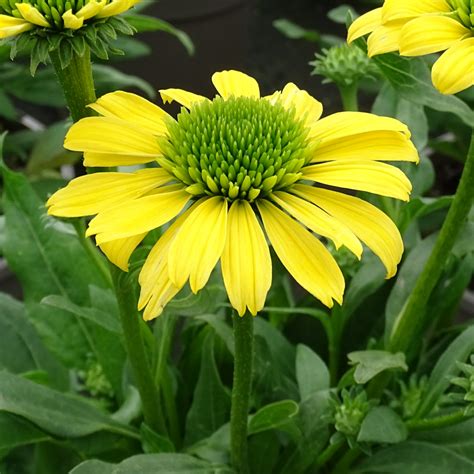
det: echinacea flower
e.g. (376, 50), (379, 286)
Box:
(47, 70), (418, 320)
(0, 0), (139, 38)
(347, 0), (474, 95)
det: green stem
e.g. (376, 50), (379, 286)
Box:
(389, 129), (474, 355)
(49, 47), (96, 121)
(407, 409), (469, 432)
(332, 447), (362, 474)
(111, 266), (167, 435)
(338, 83), (359, 111)
(230, 312), (254, 474)
(315, 439), (345, 467)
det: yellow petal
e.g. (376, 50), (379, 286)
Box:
(302, 160), (412, 201)
(367, 21), (405, 57)
(95, 0), (139, 18)
(76, 0), (105, 20)
(82, 152), (158, 167)
(16, 3), (50, 27)
(100, 233), (146, 271)
(0, 14), (34, 38)
(47, 168), (173, 217)
(293, 185), (403, 278)
(271, 191), (363, 258)
(257, 200), (344, 308)
(382, 0), (452, 23)
(86, 186), (190, 244)
(432, 38), (474, 95)
(64, 117), (161, 163)
(311, 131), (419, 164)
(272, 82), (323, 126)
(159, 88), (208, 109)
(212, 70), (260, 99)
(62, 10), (83, 29)
(309, 112), (410, 143)
(221, 200), (271, 316)
(138, 209), (192, 320)
(168, 197), (227, 293)
(89, 91), (172, 136)
(347, 8), (382, 43)
(400, 16), (470, 56)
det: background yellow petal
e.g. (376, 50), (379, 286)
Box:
(211, 70), (260, 99)
(302, 160), (412, 201)
(271, 191), (363, 258)
(311, 131), (419, 163)
(159, 88), (208, 109)
(347, 8), (382, 42)
(76, 0), (105, 19)
(0, 15), (34, 38)
(367, 22), (404, 57)
(382, 0), (451, 23)
(47, 168), (173, 217)
(65, 117), (161, 157)
(293, 185), (403, 278)
(400, 17), (470, 56)
(99, 233), (146, 272)
(432, 39), (474, 95)
(87, 187), (190, 244)
(275, 83), (323, 126)
(221, 200), (271, 316)
(309, 112), (410, 143)
(16, 3), (50, 27)
(89, 91), (172, 136)
(257, 200), (344, 308)
(168, 197), (227, 293)
(62, 10), (83, 29)
(96, 0), (138, 18)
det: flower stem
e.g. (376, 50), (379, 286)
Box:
(231, 312), (254, 474)
(111, 266), (167, 436)
(389, 129), (474, 354)
(407, 409), (469, 432)
(49, 48), (96, 121)
(338, 83), (359, 111)
(315, 439), (345, 467)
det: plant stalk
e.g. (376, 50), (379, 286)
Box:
(407, 409), (469, 432)
(230, 312), (254, 474)
(389, 129), (474, 354)
(338, 82), (359, 111)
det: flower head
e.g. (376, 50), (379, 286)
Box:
(0, 0), (138, 37)
(348, 0), (474, 94)
(47, 70), (418, 320)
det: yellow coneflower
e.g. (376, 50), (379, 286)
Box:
(348, 0), (474, 95)
(47, 70), (418, 320)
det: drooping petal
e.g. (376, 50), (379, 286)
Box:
(257, 200), (345, 308)
(293, 185), (403, 278)
(271, 191), (363, 258)
(311, 131), (419, 163)
(47, 168), (173, 217)
(302, 160), (412, 201)
(86, 186), (190, 244)
(89, 91), (172, 136)
(62, 10), (83, 29)
(168, 197), (227, 293)
(16, 3), (50, 27)
(432, 38), (474, 95)
(367, 21), (405, 57)
(272, 83), (323, 126)
(347, 8), (382, 43)
(100, 233), (146, 271)
(76, 0), (105, 20)
(159, 88), (209, 109)
(309, 112), (411, 143)
(221, 200), (272, 316)
(0, 14), (34, 38)
(64, 117), (161, 162)
(212, 70), (260, 99)
(95, 0), (139, 18)
(138, 209), (193, 321)
(400, 16), (470, 56)
(381, 0), (451, 23)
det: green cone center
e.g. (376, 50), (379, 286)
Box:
(159, 96), (313, 202)
(448, 0), (474, 29)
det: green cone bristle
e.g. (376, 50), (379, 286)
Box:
(448, 0), (474, 29)
(161, 96), (314, 201)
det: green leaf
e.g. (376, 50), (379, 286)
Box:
(0, 372), (137, 439)
(0, 89), (18, 120)
(248, 431), (280, 474)
(295, 344), (329, 400)
(372, 53), (474, 127)
(140, 423), (175, 454)
(273, 18), (320, 42)
(354, 441), (474, 473)
(186, 423), (230, 465)
(185, 333), (230, 446)
(327, 5), (358, 24)
(248, 400), (299, 435)
(348, 350), (408, 384)
(0, 292), (67, 389)
(0, 412), (50, 451)
(71, 454), (233, 473)
(358, 407), (408, 444)
(416, 326), (474, 418)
